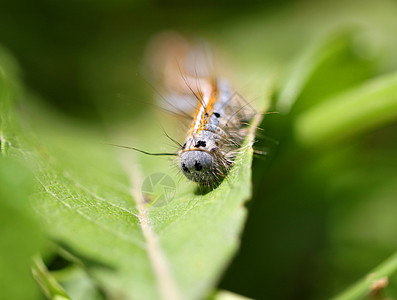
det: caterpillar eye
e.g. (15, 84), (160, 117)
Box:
(194, 161), (202, 171)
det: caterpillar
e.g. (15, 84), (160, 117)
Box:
(177, 77), (255, 188)
(114, 32), (257, 189)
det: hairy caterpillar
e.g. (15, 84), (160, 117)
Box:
(177, 78), (254, 187)
(114, 33), (257, 189)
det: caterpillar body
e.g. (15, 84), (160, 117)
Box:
(178, 78), (254, 187)
(137, 32), (257, 189)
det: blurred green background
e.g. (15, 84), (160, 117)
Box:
(2, 0), (397, 299)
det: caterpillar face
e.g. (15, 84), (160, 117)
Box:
(179, 150), (214, 183)
(178, 134), (224, 185)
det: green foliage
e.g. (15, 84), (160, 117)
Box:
(295, 72), (397, 146)
(0, 45), (261, 299)
(2, 0), (397, 299)
(0, 47), (43, 300)
(0, 157), (44, 300)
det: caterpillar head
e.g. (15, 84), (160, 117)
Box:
(179, 149), (230, 187)
(180, 150), (213, 183)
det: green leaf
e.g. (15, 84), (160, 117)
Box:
(0, 47), (44, 300)
(333, 252), (397, 300)
(0, 48), (263, 299)
(276, 30), (377, 115)
(31, 256), (71, 300)
(211, 290), (253, 300)
(0, 157), (44, 300)
(294, 71), (397, 146)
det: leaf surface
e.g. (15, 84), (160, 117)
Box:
(0, 48), (265, 299)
